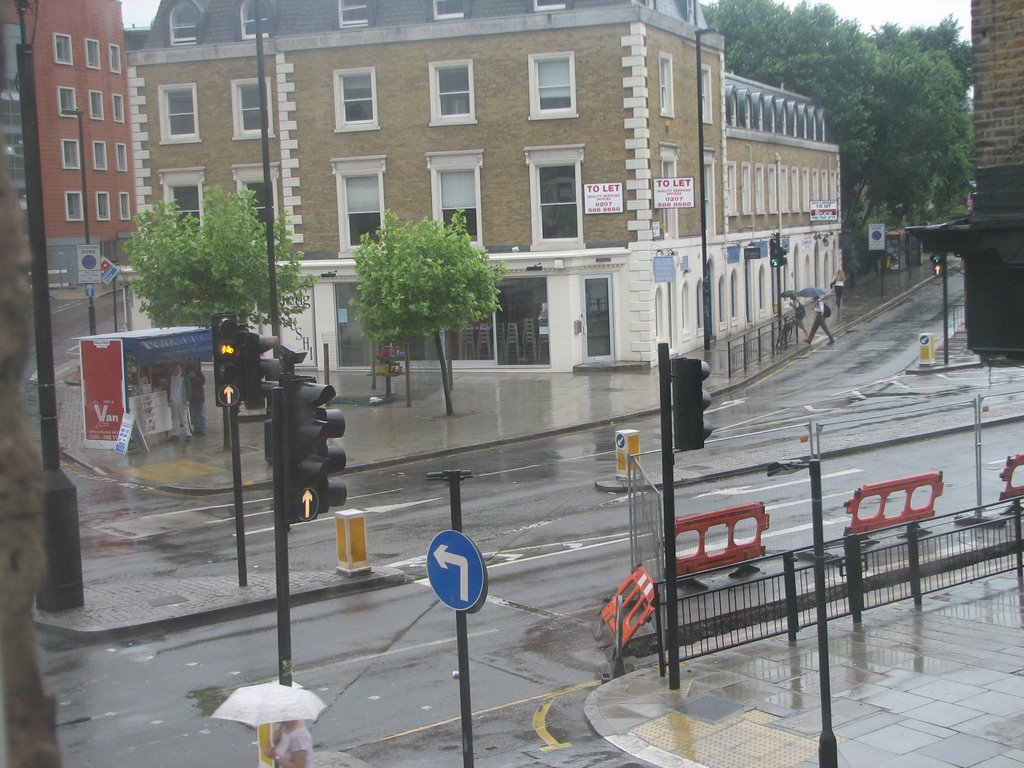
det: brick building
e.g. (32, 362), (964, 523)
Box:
(126, 0), (840, 372)
(3, 0), (135, 284)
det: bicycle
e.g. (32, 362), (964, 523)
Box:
(776, 315), (798, 350)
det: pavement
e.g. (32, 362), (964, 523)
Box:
(34, 264), (1023, 768)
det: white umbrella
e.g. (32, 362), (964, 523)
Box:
(212, 682), (326, 728)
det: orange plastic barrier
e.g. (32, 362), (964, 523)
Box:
(674, 503), (769, 576)
(999, 454), (1024, 501)
(599, 566), (657, 646)
(844, 471), (944, 535)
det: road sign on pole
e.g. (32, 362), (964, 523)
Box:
(427, 529), (488, 612)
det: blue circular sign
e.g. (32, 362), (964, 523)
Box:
(81, 253), (98, 269)
(427, 530), (488, 612)
(616, 433), (626, 449)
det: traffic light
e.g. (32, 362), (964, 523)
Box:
(211, 314), (243, 407)
(769, 232), (788, 268)
(931, 253), (944, 276)
(239, 331), (278, 410)
(282, 377), (347, 523)
(672, 357), (713, 451)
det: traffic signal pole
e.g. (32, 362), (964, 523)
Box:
(229, 404), (248, 588)
(657, 343), (681, 690)
(272, 384), (293, 687)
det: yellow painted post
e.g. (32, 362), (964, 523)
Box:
(336, 509), (370, 575)
(257, 723), (274, 766)
(615, 429), (641, 482)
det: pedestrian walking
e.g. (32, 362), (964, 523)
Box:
(832, 267), (847, 307)
(262, 720), (313, 768)
(187, 364), (206, 436)
(167, 362), (192, 440)
(806, 296), (835, 345)
(790, 297), (808, 342)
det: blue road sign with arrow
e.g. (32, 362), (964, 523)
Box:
(427, 530), (488, 612)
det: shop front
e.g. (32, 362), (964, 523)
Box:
(79, 327), (212, 449)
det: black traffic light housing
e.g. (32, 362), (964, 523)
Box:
(282, 377), (347, 522)
(930, 253), (945, 275)
(672, 357), (713, 451)
(239, 331), (278, 409)
(211, 313), (243, 407)
(769, 232), (788, 268)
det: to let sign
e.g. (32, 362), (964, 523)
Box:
(653, 177), (695, 209)
(809, 200), (838, 222)
(584, 182), (624, 214)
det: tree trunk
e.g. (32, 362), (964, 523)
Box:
(434, 332), (454, 416)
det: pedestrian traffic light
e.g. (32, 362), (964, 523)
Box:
(239, 331), (278, 410)
(672, 357), (713, 451)
(931, 253), (944, 276)
(211, 313), (243, 408)
(282, 377), (347, 523)
(769, 232), (788, 268)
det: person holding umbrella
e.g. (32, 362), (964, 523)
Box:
(806, 294), (835, 345)
(262, 719), (313, 768)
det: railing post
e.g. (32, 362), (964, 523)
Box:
(907, 523), (922, 607)
(1013, 499), (1023, 580)
(783, 551), (799, 641)
(843, 534), (864, 624)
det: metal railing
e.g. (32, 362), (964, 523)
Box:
(724, 314), (799, 378)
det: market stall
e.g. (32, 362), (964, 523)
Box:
(79, 327), (211, 449)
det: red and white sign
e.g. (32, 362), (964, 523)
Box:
(653, 177), (695, 209)
(81, 339), (126, 445)
(584, 182), (624, 215)
(809, 200), (838, 222)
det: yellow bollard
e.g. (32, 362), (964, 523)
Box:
(336, 508), (370, 575)
(257, 723), (274, 766)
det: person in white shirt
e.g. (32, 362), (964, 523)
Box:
(806, 297), (835, 345)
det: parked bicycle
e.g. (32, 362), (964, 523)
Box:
(776, 315), (798, 350)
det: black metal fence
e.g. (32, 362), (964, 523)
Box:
(671, 499), (1023, 661)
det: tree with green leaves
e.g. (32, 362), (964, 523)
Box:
(706, 0), (973, 276)
(125, 186), (314, 330)
(353, 212), (504, 415)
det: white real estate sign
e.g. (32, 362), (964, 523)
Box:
(653, 177), (695, 209)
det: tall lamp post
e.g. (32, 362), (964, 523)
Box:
(15, 0), (84, 610)
(767, 458), (838, 768)
(696, 27), (717, 351)
(62, 108), (95, 335)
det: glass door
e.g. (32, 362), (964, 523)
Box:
(582, 274), (614, 363)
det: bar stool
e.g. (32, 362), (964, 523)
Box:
(461, 326), (476, 359)
(505, 322), (520, 364)
(476, 323), (492, 360)
(522, 318), (537, 363)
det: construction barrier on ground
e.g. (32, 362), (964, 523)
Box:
(844, 471), (944, 535)
(674, 502), (769, 576)
(999, 454), (1024, 501)
(599, 566), (657, 647)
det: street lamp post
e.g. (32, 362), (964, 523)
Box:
(62, 108), (95, 335)
(696, 28), (717, 351)
(767, 458), (838, 768)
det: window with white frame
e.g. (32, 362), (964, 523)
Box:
(58, 87), (76, 115)
(659, 53), (674, 118)
(429, 61), (474, 125)
(768, 165), (777, 213)
(95, 192), (110, 220)
(703, 152), (716, 235)
(170, 4), (200, 45)
(160, 168), (205, 218)
(232, 163), (280, 218)
(660, 145), (679, 238)
(754, 164), (765, 213)
(92, 141), (107, 171)
(427, 151), (483, 242)
(791, 167), (800, 213)
(801, 168), (810, 211)
(433, 0), (464, 20)
(86, 39), (101, 69)
(830, 170), (838, 200)
(61, 139), (80, 170)
(740, 162), (751, 215)
(115, 143), (128, 172)
(725, 161), (737, 216)
(232, 79), (271, 139)
(334, 69), (377, 131)
(332, 156), (386, 250)
(65, 192), (83, 221)
(701, 66), (713, 123)
(89, 90), (103, 120)
(524, 145), (583, 245)
(54, 34), (72, 65)
(534, 0), (566, 9)
(109, 43), (121, 73)
(112, 93), (125, 123)
(528, 52), (576, 120)
(159, 84), (199, 143)
(240, 0), (271, 38)
(812, 169), (820, 201)
(119, 191), (131, 220)
(339, 0), (369, 26)
(779, 166), (789, 212)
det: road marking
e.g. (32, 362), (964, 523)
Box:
(697, 468), (862, 498)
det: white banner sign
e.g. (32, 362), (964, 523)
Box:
(583, 182), (624, 215)
(653, 177), (695, 209)
(809, 200), (838, 222)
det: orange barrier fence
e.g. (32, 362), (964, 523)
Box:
(599, 566), (657, 647)
(674, 502), (769, 576)
(999, 454), (1024, 501)
(844, 471), (944, 535)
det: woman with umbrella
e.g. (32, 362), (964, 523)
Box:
(212, 681), (323, 767)
(262, 720), (313, 768)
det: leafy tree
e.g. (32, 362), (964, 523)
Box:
(353, 212), (504, 415)
(125, 186), (314, 330)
